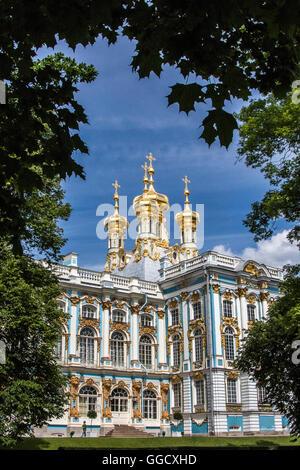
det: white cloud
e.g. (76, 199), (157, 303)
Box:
(212, 230), (300, 268)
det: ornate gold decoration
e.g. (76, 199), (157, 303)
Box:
(103, 407), (112, 419)
(69, 376), (79, 398)
(268, 298), (275, 306)
(180, 291), (188, 301)
(260, 292), (270, 302)
(238, 277), (247, 285)
(236, 287), (248, 298)
(102, 301), (112, 310)
(258, 281), (268, 289)
(194, 407), (206, 414)
(132, 381), (142, 398)
(222, 290), (232, 300)
(117, 380), (126, 389)
(157, 310), (165, 319)
(212, 284), (220, 294)
(70, 296), (79, 306)
(193, 371), (204, 381)
(110, 322), (129, 334)
(131, 305), (140, 315)
(70, 406), (80, 418)
(140, 327), (156, 337)
(248, 320), (255, 329)
(79, 318), (99, 329)
(226, 404), (242, 412)
(85, 378), (95, 386)
(133, 408), (142, 420)
(243, 261), (259, 277)
(102, 379), (112, 401)
(160, 383), (169, 404)
(247, 294), (256, 304)
(171, 374), (181, 384)
(146, 382), (156, 390)
(191, 292), (200, 302)
(169, 299), (178, 309)
(226, 370), (238, 380)
(115, 301), (125, 309)
(161, 410), (169, 421)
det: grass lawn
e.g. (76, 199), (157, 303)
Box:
(2, 435), (299, 450)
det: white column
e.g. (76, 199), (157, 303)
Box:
(260, 293), (269, 319)
(69, 294), (79, 357)
(158, 310), (167, 365)
(181, 298), (189, 362)
(274, 414), (283, 432)
(183, 376), (192, 435)
(101, 298), (111, 360)
(131, 304), (139, 364)
(212, 286), (222, 358)
(239, 294), (248, 336)
(240, 373), (259, 432)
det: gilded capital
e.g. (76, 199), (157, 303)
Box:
(212, 284), (220, 294)
(102, 300), (112, 310)
(157, 310), (165, 319)
(236, 287), (248, 298)
(131, 305), (140, 315)
(260, 292), (270, 302)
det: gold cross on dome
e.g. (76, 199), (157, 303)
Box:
(146, 153), (156, 165)
(112, 180), (120, 191)
(141, 162), (148, 172)
(182, 176), (190, 186)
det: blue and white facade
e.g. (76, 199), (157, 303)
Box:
(37, 157), (287, 437)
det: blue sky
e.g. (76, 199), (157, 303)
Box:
(39, 35), (298, 270)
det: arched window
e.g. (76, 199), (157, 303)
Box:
(139, 335), (153, 368)
(54, 335), (62, 360)
(143, 389), (157, 419)
(110, 387), (128, 412)
(79, 385), (97, 416)
(172, 334), (181, 367)
(194, 328), (203, 363)
(79, 327), (95, 364)
(82, 305), (96, 319)
(224, 326), (235, 361)
(110, 331), (125, 366)
(112, 309), (126, 323)
(140, 314), (153, 327)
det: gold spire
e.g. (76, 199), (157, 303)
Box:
(141, 162), (149, 192)
(146, 153), (156, 192)
(112, 180), (120, 213)
(182, 176), (190, 206)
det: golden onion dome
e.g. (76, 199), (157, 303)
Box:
(133, 154), (169, 214)
(104, 180), (129, 231)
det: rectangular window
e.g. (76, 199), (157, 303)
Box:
(227, 379), (237, 403)
(193, 301), (202, 319)
(247, 304), (256, 322)
(171, 308), (179, 326)
(173, 383), (182, 408)
(195, 380), (205, 406)
(223, 300), (233, 317)
(258, 387), (267, 404)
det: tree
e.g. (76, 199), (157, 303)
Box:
(0, 178), (71, 446)
(236, 93), (300, 257)
(235, 92), (300, 437)
(234, 274), (300, 437)
(87, 409), (97, 432)
(0, 53), (97, 255)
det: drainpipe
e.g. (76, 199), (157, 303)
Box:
(204, 268), (215, 436)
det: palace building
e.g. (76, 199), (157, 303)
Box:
(36, 154), (288, 437)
